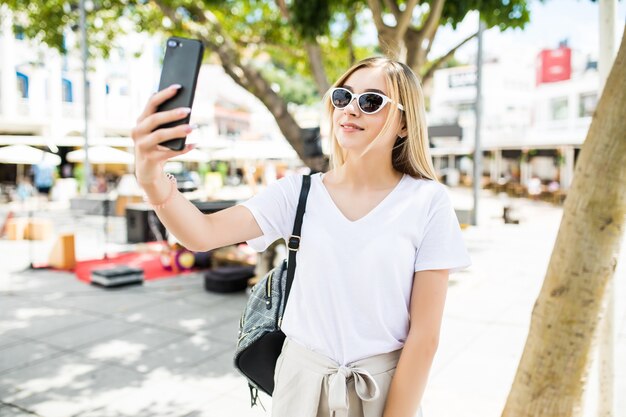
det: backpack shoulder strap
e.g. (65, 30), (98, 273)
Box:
(284, 174), (311, 302)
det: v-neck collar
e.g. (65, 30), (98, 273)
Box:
(316, 172), (407, 224)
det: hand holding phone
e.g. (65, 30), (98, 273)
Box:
(154, 37), (204, 150)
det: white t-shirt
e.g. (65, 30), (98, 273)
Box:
(240, 172), (471, 365)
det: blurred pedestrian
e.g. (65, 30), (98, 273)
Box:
(33, 159), (55, 197)
(527, 176), (542, 200)
(131, 57), (471, 417)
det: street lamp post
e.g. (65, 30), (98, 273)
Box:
(472, 16), (485, 226)
(79, 0), (92, 194)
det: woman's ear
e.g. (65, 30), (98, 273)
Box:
(397, 124), (408, 139)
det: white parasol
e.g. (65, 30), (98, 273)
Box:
(0, 144), (61, 166)
(66, 146), (135, 165)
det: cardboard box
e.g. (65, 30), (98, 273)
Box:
(26, 219), (53, 240)
(48, 233), (76, 270)
(6, 218), (28, 240)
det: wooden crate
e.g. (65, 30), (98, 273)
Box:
(6, 218), (28, 240)
(26, 219), (54, 240)
(48, 233), (76, 270)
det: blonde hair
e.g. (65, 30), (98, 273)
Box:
(324, 57), (438, 181)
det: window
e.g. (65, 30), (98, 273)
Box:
(579, 92), (597, 117)
(14, 26), (25, 40)
(550, 97), (568, 120)
(16, 72), (28, 98)
(62, 78), (73, 102)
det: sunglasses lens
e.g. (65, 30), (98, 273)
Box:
(359, 93), (384, 113)
(332, 89), (352, 108)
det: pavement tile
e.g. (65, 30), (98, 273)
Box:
(431, 319), (496, 377)
(8, 364), (143, 417)
(1, 270), (91, 294)
(142, 274), (202, 289)
(0, 352), (99, 403)
(0, 340), (66, 375)
(0, 334), (28, 351)
(98, 332), (232, 374)
(41, 291), (165, 317)
(0, 404), (37, 417)
(195, 321), (239, 346)
(177, 290), (246, 310)
(0, 297), (35, 322)
(97, 325), (185, 353)
(80, 326), (188, 368)
(40, 317), (143, 351)
(0, 305), (96, 341)
(123, 297), (241, 335)
(422, 389), (503, 417)
(77, 366), (231, 417)
(192, 383), (272, 417)
(429, 323), (526, 401)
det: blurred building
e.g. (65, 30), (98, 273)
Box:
(0, 6), (293, 185)
(427, 42), (599, 190)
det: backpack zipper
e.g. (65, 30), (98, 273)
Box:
(265, 273), (272, 310)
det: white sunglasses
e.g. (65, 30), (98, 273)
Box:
(330, 87), (404, 114)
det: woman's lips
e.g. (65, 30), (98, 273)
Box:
(340, 122), (364, 132)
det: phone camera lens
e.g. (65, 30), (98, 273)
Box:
(167, 40), (177, 47)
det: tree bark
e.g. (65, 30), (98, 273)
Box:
(305, 42), (330, 95)
(501, 25), (626, 417)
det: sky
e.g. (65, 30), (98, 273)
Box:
(429, 0), (626, 63)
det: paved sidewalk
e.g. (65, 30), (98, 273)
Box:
(0, 188), (624, 417)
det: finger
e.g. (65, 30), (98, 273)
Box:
(143, 124), (194, 150)
(152, 144), (197, 163)
(137, 107), (192, 137)
(155, 143), (197, 154)
(136, 84), (182, 123)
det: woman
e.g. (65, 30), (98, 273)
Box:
(131, 57), (471, 417)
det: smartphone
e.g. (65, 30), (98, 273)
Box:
(155, 37), (204, 151)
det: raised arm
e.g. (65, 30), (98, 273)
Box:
(131, 84), (263, 252)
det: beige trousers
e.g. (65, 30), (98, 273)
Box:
(271, 338), (424, 417)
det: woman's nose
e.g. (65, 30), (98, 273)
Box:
(343, 97), (359, 116)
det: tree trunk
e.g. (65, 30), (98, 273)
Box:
(377, 27), (402, 60)
(501, 25), (626, 417)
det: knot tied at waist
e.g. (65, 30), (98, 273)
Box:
(326, 365), (380, 413)
(271, 338), (402, 417)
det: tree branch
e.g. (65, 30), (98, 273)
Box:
(420, 31), (478, 83)
(424, 24), (439, 59)
(367, 0), (387, 31)
(344, 8), (357, 65)
(275, 0), (329, 98)
(420, 0), (445, 42)
(383, 0), (401, 20)
(416, 0), (445, 64)
(275, 0), (289, 19)
(305, 42), (330, 94)
(395, 0), (419, 38)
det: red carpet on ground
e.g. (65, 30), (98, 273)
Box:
(73, 251), (193, 283)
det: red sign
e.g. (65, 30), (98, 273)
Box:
(536, 48), (572, 84)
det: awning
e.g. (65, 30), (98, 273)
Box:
(209, 140), (298, 161)
(0, 135), (133, 147)
(171, 148), (211, 163)
(0, 144), (61, 165)
(66, 146), (135, 164)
